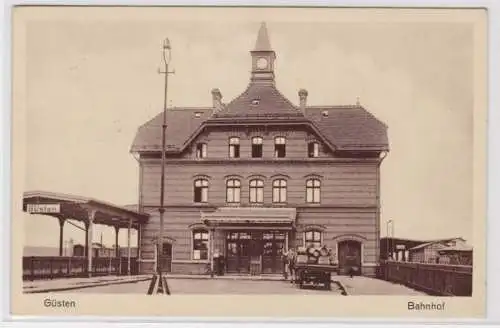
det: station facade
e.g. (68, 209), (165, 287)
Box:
(131, 23), (389, 276)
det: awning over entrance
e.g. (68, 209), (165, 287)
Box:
(201, 207), (296, 230)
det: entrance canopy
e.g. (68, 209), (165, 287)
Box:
(23, 190), (149, 229)
(202, 207), (296, 230)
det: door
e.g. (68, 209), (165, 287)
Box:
(261, 231), (286, 274)
(159, 242), (172, 273)
(226, 232), (251, 273)
(338, 240), (362, 275)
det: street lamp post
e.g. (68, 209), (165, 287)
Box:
(386, 219), (393, 260)
(147, 38), (175, 295)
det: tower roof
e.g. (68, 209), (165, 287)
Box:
(253, 22), (273, 52)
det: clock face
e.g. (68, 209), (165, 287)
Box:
(256, 57), (268, 69)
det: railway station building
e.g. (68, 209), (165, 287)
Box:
(131, 23), (389, 276)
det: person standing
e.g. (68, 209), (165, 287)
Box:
(281, 249), (289, 280)
(287, 248), (296, 283)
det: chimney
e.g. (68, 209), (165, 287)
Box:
(298, 89), (308, 111)
(211, 88), (223, 113)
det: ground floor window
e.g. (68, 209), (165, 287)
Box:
(304, 230), (322, 248)
(192, 229), (209, 260)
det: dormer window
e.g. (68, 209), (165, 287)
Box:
(196, 143), (207, 158)
(194, 112), (202, 118)
(252, 137), (263, 158)
(322, 110), (329, 117)
(308, 142), (319, 158)
(251, 99), (260, 106)
(229, 137), (240, 158)
(274, 137), (286, 158)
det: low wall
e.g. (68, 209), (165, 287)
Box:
(23, 256), (139, 280)
(377, 260), (473, 296)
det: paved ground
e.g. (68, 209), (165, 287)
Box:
(24, 274), (425, 295)
(336, 276), (426, 295)
(57, 278), (344, 295)
(23, 275), (152, 293)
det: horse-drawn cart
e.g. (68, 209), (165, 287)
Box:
(292, 246), (338, 290)
(294, 263), (338, 290)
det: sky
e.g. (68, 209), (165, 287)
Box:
(18, 7), (478, 249)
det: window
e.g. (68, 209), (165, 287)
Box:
(272, 179), (287, 203)
(274, 137), (286, 158)
(306, 179), (321, 203)
(229, 137), (240, 158)
(193, 179), (208, 203)
(308, 142), (319, 158)
(226, 179), (241, 203)
(251, 137), (263, 158)
(196, 143), (207, 158)
(192, 229), (209, 260)
(249, 179), (264, 203)
(304, 230), (322, 248)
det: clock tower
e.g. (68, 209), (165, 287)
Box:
(250, 22), (276, 84)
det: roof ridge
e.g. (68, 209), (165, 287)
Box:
(306, 105), (361, 109)
(167, 106), (213, 112)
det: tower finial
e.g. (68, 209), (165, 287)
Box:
(254, 21), (272, 51)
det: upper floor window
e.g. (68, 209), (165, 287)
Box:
(249, 179), (264, 203)
(308, 142), (319, 158)
(306, 179), (321, 203)
(193, 179), (208, 203)
(252, 137), (263, 158)
(192, 229), (209, 260)
(196, 143), (207, 158)
(229, 137), (240, 158)
(304, 230), (322, 248)
(226, 179), (241, 203)
(274, 137), (286, 158)
(272, 179), (287, 203)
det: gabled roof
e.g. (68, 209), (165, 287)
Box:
(130, 101), (389, 153)
(130, 107), (212, 152)
(305, 106), (388, 151)
(212, 82), (302, 119)
(409, 237), (466, 251)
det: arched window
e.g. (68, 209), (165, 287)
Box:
(274, 136), (286, 158)
(192, 229), (209, 260)
(306, 178), (321, 203)
(226, 179), (241, 203)
(228, 137), (240, 158)
(308, 142), (319, 158)
(304, 230), (322, 248)
(272, 179), (287, 203)
(249, 179), (264, 203)
(251, 137), (263, 158)
(193, 179), (209, 203)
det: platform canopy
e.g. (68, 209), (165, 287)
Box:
(201, 207), (296, 230)
(23, 190), (149, 229)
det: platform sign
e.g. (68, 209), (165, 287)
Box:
(26, 203), (60, 214)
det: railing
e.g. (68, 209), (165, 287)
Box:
(377, 260), (473, 296)
(23, 256), (139, 281)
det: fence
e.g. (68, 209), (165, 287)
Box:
(23, 256), (139, 281)
(377, 260), (473, 296)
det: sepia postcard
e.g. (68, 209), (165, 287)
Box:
(10, 6), (487, 318)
